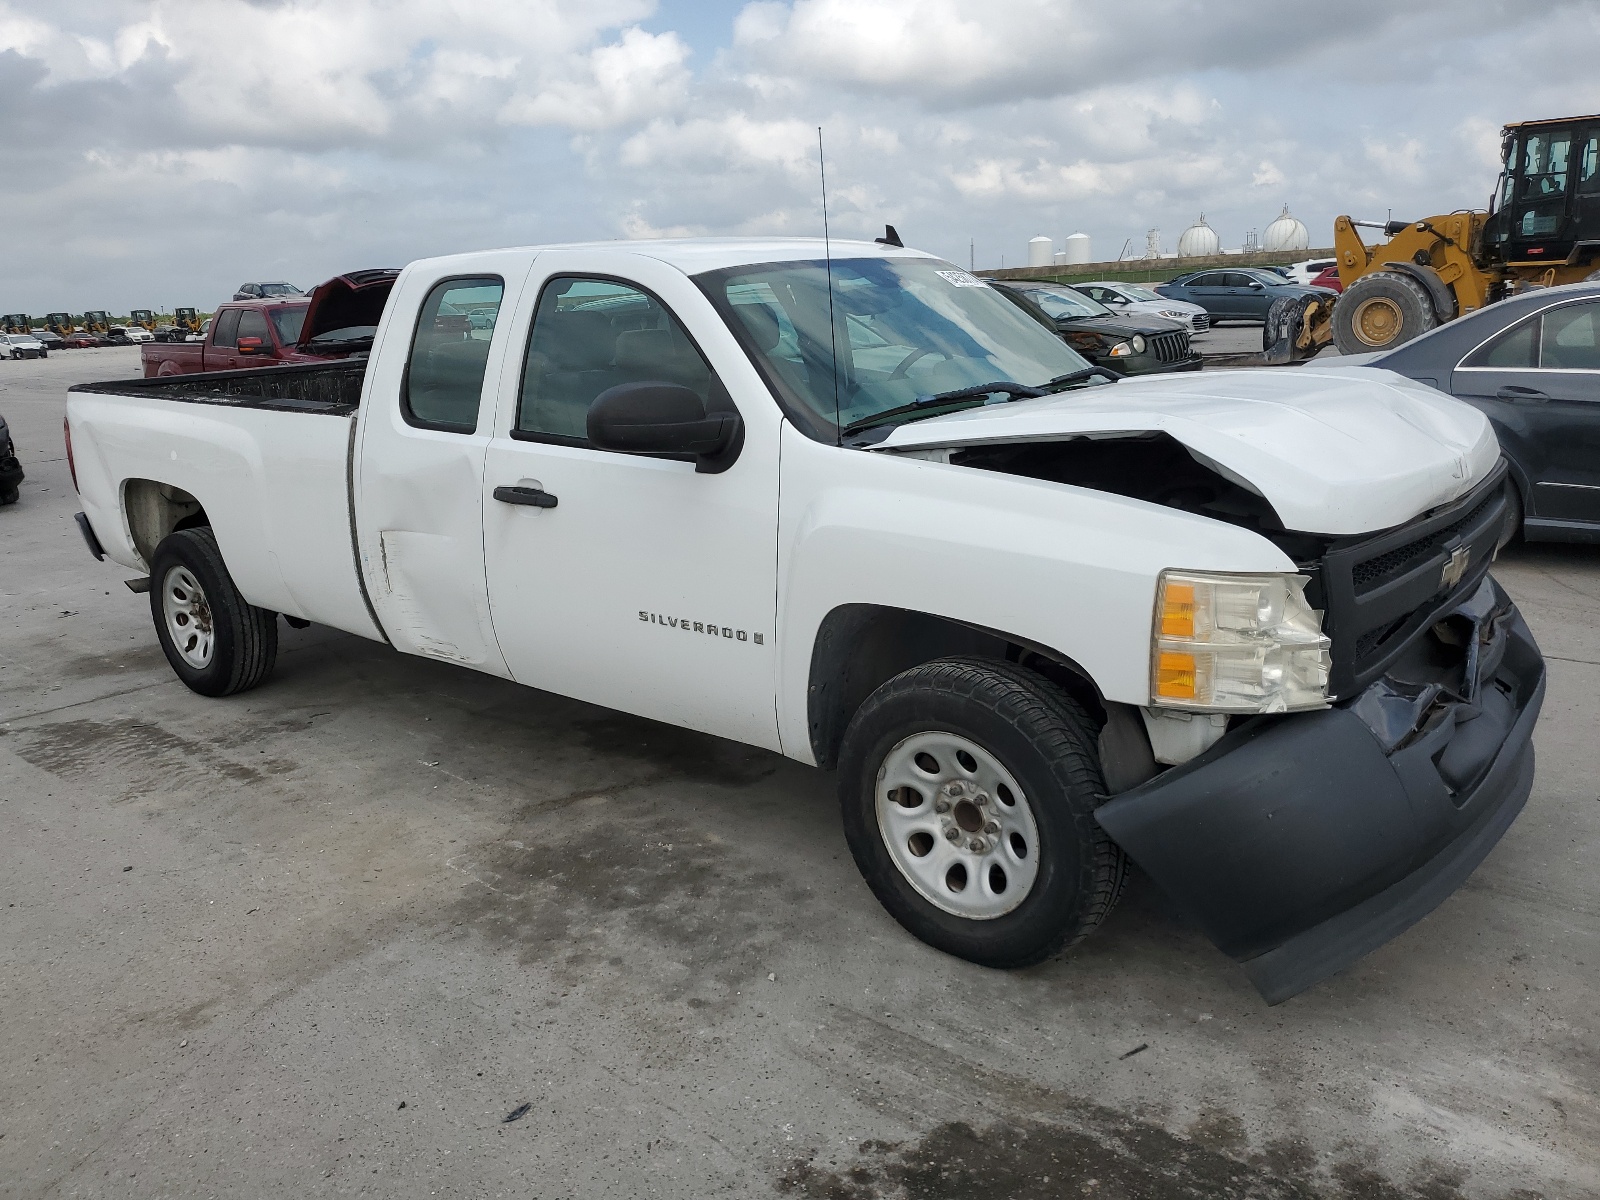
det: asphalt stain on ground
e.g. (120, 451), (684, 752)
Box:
(446, 779), (804, 1003)
(3, 715), (301, 799)
(777, 1115), (1541, 1200)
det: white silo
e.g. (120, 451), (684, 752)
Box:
(1028, 236), (1053, 267)
(1062, 232), (1091, 265)
(1263, 205), (1309, 252)
(1177, 214), (1220, 258)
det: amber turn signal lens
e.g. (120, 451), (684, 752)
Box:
(1155, 651), (1197, 699)
(1159, 582), (1196, 638)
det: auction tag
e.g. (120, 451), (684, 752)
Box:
(935, 269), (987, 287)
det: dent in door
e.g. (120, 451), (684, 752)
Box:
(377, 529), (495, 664)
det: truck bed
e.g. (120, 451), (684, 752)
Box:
(82, 359), (365, 413)
(67, 359), (381, 642)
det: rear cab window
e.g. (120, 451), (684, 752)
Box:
(402, 277), (505, 433)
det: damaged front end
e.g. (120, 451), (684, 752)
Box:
(1097, 567), (1543, 1004)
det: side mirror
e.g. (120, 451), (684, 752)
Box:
(588, 381), (743, 474)
(236, 336), (265, 354)
(1247, 281), (1264, 290)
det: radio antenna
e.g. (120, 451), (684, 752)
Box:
(818, 125), (841, 443)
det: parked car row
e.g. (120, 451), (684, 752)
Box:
(1154, 268), (1337, 323)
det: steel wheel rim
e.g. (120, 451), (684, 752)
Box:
(1352, 296), (1402, 347)
(162, 565), (215, 669)
(874, 730), (1041, 920)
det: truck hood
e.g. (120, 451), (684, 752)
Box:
(873, 366), (1500, 536)
(298, 269), (399, 350)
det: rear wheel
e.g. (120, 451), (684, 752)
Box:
(1334, 271), (1437, 354)
(0, 487), (17, 505)
(838, 657), (1126, 968)
(149, 527), (277, 696)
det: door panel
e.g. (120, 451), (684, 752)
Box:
(1452, 299), (1600, 524)
(354, 264), (518, 674)
(481, 253), (781, 750)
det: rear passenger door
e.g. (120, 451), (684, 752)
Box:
(353, 263), (518, 674)
(1452, 298), (1600, 525)
(480, 253), (782, 750)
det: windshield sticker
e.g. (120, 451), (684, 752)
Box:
(935, 269), (988, 288)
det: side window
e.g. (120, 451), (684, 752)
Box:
(517, 277), (716, 443)
(237, 309), (270, 345)
(212, 309), (241, 349)
(1466, 318), (1538, 369)
(1580, 136), (1600, 195)
(1188, 273), (1222, 287)
(1223, 272), (1255, 288)
(1541, 303), (1600, 370)
(402, 276), (503, 433)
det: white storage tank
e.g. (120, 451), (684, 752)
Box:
(1263, 205), (1309, 252)
(1028, 236), (1053, 267)
(1062, 232), (1091, 264)
(1177, 214), (1220, 258)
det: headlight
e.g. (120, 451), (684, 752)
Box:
(1159, 309), (1189, 319)
(1107, 336), (1147, 357)
(1151, 570), (1330, 713)
(1130, 334), (1146, 353)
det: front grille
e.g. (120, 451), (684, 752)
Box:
(1316, 464), (1509, 698)
(1151, 330), (1191, 363)
(1192, 315), (1210, 333)
(1350, 493), (1499, 594)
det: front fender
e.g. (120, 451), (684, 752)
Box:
(773, 425), (1293, 763)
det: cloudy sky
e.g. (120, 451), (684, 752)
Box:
(1, 0), (1595, 313)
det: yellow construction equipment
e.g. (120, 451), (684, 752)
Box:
(45, 313), (75, 335)
(82, 310), (111, 334)
(129, 309), (156, 330)
(1333, 113), (1600, 354)
(1, 314), (30, 334)
(173, 307), (201, 336)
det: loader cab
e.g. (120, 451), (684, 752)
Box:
(1485, 116), (1600, 268)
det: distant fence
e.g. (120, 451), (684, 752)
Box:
(979, 247), (1336, 286)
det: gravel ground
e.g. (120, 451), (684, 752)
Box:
(1, 346), (1597, 1199)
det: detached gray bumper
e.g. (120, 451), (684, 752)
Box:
(1096, 577), (1544, 1004)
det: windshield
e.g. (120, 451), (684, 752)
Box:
(1020, 285), (1111, 319)
(268, 305), (308, 344)
(695, 257), (1095, 440)
(1119, 285), (1163, 302)
(260, 283), (300, 297)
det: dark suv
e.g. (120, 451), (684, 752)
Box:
(994, 281), (1201, 375)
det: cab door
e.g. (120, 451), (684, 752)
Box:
(353, 257), (523, 675)
(479, 251), (782, 750)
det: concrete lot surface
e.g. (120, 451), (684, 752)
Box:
(2, 348), (1598, 1199)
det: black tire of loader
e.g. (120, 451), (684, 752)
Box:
(1333, 270), (1438, 355)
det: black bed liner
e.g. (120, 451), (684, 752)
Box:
(69, 360), (366, 416)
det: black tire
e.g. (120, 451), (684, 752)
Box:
(149, 527), (277, 697)
(0, 487), (17, 505)
(1333, 271), (1437, 355)
(838, 656), (1127, 968)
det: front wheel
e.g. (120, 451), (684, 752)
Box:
(1333, 270), (1438, 354)
(149, 527), (277, 696)
(838, 657), (1127, 968)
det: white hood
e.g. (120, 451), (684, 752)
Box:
(874, 366), (1500, 536)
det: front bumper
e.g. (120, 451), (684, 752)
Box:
(1096, 576), (1544, 1004)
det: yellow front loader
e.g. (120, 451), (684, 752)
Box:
(1332, 114), (1599, 354)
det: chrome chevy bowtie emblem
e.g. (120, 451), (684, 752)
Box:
(1440, 546), (1470, 590)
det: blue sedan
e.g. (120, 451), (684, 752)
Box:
(1157, 268), (1336, 323)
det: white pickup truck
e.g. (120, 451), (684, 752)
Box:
(65, 238), (1544, 1003)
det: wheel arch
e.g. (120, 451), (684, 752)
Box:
(806, 603), (1120, 772)
(123, 478), (210, 567)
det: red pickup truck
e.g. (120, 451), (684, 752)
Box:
(141, 270), (397, 379)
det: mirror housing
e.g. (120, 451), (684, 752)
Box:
(236, 336), (265, 354)
(588, 381), (743, 474)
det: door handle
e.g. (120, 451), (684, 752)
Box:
(493, 485), (558, 509)
(1496, 385), (1549, 402)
